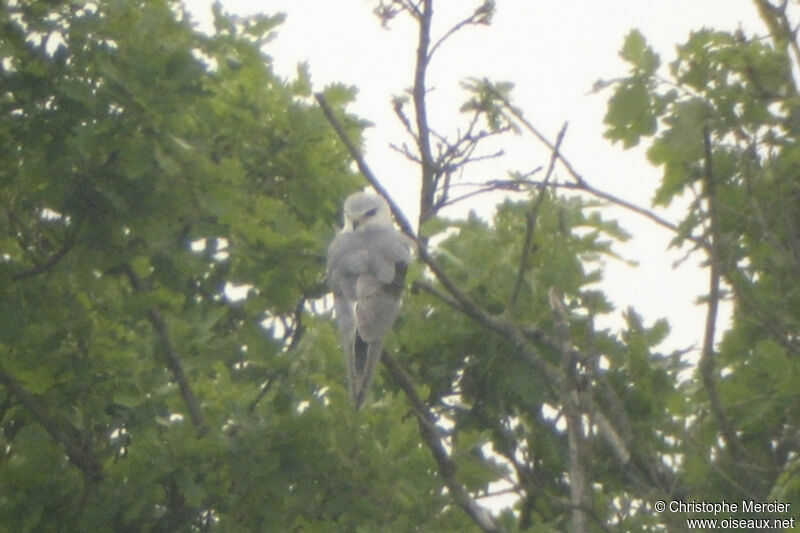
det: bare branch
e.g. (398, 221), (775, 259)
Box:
(434, 182), (513, 210)
(507, 123), (567, 311)
(389, 142), (423, 164)
(488, 85), (708, 248)
(414, 0), (437, 223)
(496, 178), (706, 247)
(315, 93), (416, 238)
(392, 95), (417, 139)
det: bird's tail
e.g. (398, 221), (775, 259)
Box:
(351, 332), (383, 409)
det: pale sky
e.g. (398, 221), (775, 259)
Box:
(184, 0), (768, 358)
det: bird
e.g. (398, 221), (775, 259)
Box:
(327, 192), (413, 408)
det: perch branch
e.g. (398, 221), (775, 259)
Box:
(382, 353), (505, 533)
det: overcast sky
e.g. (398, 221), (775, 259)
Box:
(184, 0), (769, 357)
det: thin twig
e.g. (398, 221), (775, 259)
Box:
(500, 178), (705, 246)
(434, 184), (512, 210)
(427, 7), (484, 61)
(392, 95), (418, 139)
(248, 375), (275, 413)
(507, 123), (567, 311)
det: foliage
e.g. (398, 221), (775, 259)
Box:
(602, 1), (800, 523)
(0, 0), (449, 530)
(2, 0), (799, 532)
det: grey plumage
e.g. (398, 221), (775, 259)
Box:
(327, 192), (413, 408)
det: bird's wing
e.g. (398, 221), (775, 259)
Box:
(348, 228), (412, 407)
(327, 232), (371, 400)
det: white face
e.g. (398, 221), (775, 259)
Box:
(344, 192), (392, 232)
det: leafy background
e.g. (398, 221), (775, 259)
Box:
(1, 1), (798, 531)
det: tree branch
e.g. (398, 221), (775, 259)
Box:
(507, 123), (567, 312)
(248, 375), (275, 414)
(427, 12), (477, 62)
(414, 0), (437, 224)
(315, 93), (417, 238)
(488, 84), (708, 248)
(314, 96), (512, 529)
(0, 360), (103, 481)
(11, 218), (82, 282)
(382, 353), (505, 533)
(549, 288), (590, 533)
(124, 266), (208, 437)
(698, 126), (739, 457)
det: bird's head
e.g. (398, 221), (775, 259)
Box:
(343, 192), (392, 232)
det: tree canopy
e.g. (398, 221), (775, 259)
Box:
(1, 0), (799, 531)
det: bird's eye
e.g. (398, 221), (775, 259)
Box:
(365, 207), (378, 217)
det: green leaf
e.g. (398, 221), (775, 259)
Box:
(604, 77), (657, 147)
(620, 29), (660, 74)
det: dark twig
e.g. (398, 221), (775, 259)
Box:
(434, 184), (511, 209)
(392, 96), (417, 139)
(286, 298), (307, 352)
(248, 375), (275, 413)
(12, 219), (83, 281)
(427, 6), (487, 61)
(507, 123), (567, 312)
(490, 178), (705, 247)
(389, 142), (423, 164)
